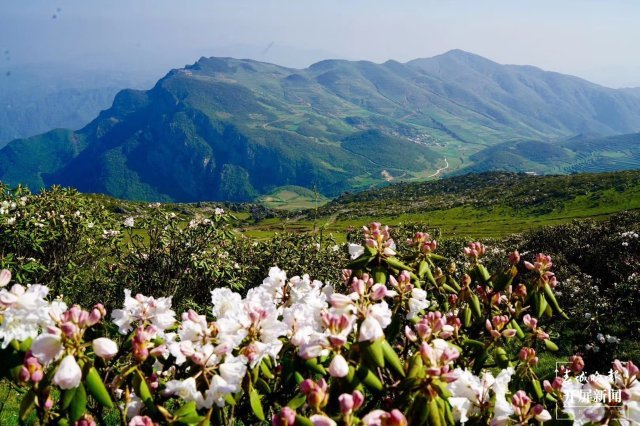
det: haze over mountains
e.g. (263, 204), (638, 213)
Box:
(2, 49), (640, 202)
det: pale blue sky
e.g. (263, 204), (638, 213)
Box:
(2, 0), (640, 87)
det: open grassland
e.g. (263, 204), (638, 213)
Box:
(242, 171), (640, 240)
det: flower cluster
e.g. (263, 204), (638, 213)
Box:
(0, 222), (635, 425)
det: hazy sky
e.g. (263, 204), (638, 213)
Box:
(2, 0), (640, 87)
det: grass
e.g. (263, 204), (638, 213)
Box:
(256, 186), (330, 210)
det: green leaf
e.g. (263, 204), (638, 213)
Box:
(288, 393), (307, 409)
(532, 379), (543, 399)
(304, 357), (327, 375)
(543, 283), (569, 320)
(61, 388), (77, 409)
(69, 383), (87, 422)
(256, 377), (271, 394)
(345, 255), (373, 271)
(249, 387), (265, 421)
(407, 353), (424, 379)
(384, 257), (413, 272)
(544, 339), (559, 352)
(362, 338), (385, 369)
(356, 365), (383, 392)
(381, 339), (405, 377)
(469, 293), (483, 319)
(295, 415), (315, 426)
(260, 359), (274, 379)
(19, 388), (36, 422)
(174, 401), (198, 418)
(177, 414), (206, 425)
(85, 366), (114, 408)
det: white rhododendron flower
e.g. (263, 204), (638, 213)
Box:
(111, 289), (176, 335)
(0, 283), (66, 348)
(449, 367), (514, 424)
(407, 288), (430, 320)
(348, 243), (365, 260)
(165, 377), (205, 408)
(358, 301), (392, 342)
(31, 329), (64, 365)
(53, 355), (82, 389)
(562, 378), (606, 425)
(358, 316), (384, 342)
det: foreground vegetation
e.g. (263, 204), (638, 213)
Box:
(0, 176), (639, 424)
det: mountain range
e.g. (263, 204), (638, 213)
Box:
(2, 49), (640, 202)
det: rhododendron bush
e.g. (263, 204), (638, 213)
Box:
(1, 223), (638, 425)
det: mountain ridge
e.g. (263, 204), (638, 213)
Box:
(3, 50), (640, 202)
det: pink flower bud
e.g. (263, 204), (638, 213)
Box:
(351, 278), (366, 296)
(387, 409), (408, 426)
(129, 416), (156, 426)
(76, 415), (97, 426)
(18, 366), (30, 382)
(533, 404), (552, 422)
(60, 321), (79, 338)
(339, 393), (354, 414)
(522, 314), (537, 330)
(272, 407), (297, 426)
(569, 355), (585, 373)
(371, 284), (388, 300)
(352, 390), (364, 410)
(329, 293), (353, 309)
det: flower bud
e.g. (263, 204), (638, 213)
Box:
(129, 416), (156, 426)
(309, 415), (337, 426)
(76, 414), (97, 426)
(339, 393), (354, 415)
(272, 407), (296, 426)
(328, 354), (349, 378)
(93, 338), (118, 360)
(352, 390), (364, 410)
(53, 355), (82, 389)
(569, 355), (585, 374)
(387, 409), (408, 426)
(60, 321), (79, 339)
(0, 269), (11, 287)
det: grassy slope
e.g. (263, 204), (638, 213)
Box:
(245, 171), (640, 240)
(257, 185), (330, 210)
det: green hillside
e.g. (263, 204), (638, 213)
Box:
(246, 170), (640, 239)
(3, 51), (640, 202)
(461, 132), (640, 174)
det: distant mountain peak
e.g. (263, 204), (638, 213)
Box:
(3, 52), (640, 202)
